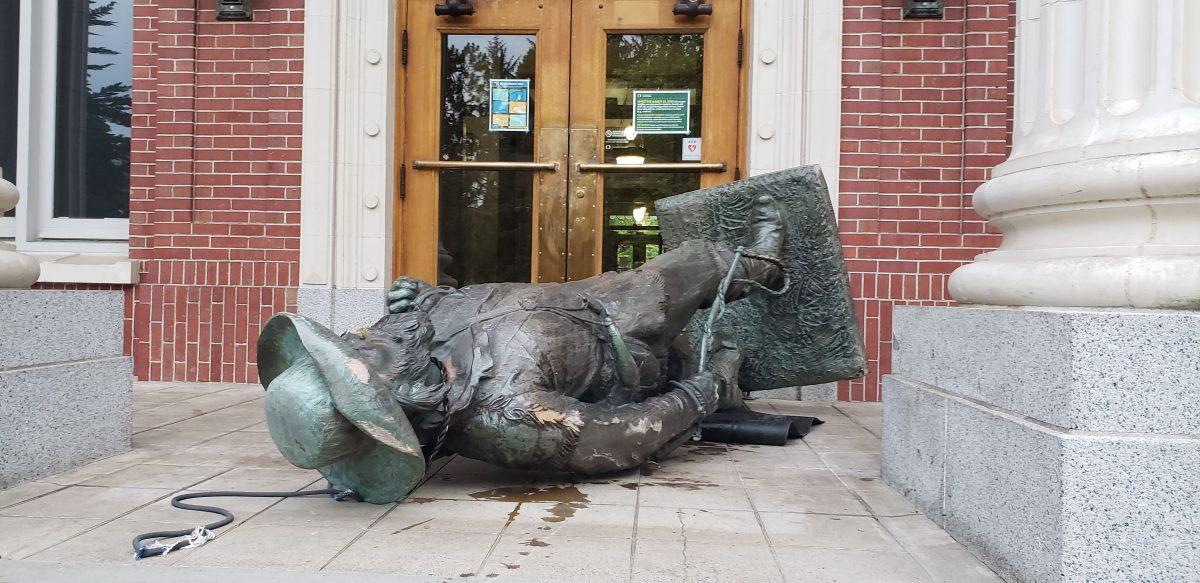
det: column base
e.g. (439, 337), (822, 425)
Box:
(883, 306), (1200, 582)
(948, 255), (1200, 309)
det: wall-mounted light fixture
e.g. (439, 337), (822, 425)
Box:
(435, 0), (475, 17)
(216, 0), (253, 21)
(903, 0), (943, 19)
(673, 1), (713, 18)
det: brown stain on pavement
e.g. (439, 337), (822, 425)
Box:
(404, 497), (436, 504)
(502, 563), (520, 570)
(522, 537), (551, 547)
(470, 485), (589, 524)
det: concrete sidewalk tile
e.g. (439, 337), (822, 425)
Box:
(746, 486), (871, 515)
(188, 467), (321, 492)
(0, 516), (102, 560)
(635, 507), (766, 544)
(633, 539), (783, 583)
(735, 466), (847, 490)
(728, 444), (827, 470)
(760, 512), (900, 551)
(804, 432), (884, 454)
(82, 463), (227, 490)
(326, 529), (494, 576)
(636, 478), (753, 511)
(0, 486), (172, 520)
(481, 533), (632, 582)
(817, 451), (882, 478)
(131, 427), (229, 450)
(372, 498), (520, 535)
(775, 548), (933, 583)
(24, 517), (190, 565)
(879, 515), (1004, 583)
(845, 477), (920, 517)
(172, 523), (364, 570)
(37, 451), (157, 486)
(250, 495), (395, 528)
(0, 481), (63, 510)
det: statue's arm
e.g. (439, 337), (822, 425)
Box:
(456, 373), (720, 475)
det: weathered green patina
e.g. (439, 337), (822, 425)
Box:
(256, 173), (863, 504)
(656, 165), (868, 389)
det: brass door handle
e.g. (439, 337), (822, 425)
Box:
(575, 162), (727, 173)
(412, 160), (559, 171)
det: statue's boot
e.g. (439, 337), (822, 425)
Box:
(727, 194), (787, 299)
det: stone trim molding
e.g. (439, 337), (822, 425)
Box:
(300, 0), (396, 292)
(747, 0), (842, 207)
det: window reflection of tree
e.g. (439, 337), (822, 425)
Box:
(439, 35), (536, 284)
(602, 34), (704, 273)
(55, 0), (132, 220)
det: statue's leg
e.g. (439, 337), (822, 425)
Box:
(622, 194), (787, 346)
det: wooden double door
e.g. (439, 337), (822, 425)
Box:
(398, 0), (745, 285)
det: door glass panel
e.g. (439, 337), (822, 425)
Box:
(602, 34), (703, 272)
(438, 34), (536, 286)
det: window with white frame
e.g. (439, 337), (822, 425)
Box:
(0, 0), (132, 250)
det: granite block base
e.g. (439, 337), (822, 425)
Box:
(0, 290), (132, 489)
(883, 306), (1200, 582)
(297, 286), (386, 334)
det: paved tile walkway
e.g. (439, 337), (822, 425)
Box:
(0, 382), (1002, 582)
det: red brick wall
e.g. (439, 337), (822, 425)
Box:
(128, 0), (303, 383)
(837, 0), (1013, 401)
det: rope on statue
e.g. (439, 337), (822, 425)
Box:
(698, 246), (790, 370)
(653, 247), (791, 458)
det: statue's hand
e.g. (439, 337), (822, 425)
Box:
(707, 342), (745, 410)
(386, 276), (430, 313)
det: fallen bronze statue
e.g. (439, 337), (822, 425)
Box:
(254, 166), (865, 504)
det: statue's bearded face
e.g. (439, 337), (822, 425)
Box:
(345, 312), (448, 416)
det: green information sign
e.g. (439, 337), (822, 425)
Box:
(632, 90), (691, 135)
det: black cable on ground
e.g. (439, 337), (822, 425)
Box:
(132, 488), (357, 559)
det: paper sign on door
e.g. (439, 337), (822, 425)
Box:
(489, 79), (531, 132)
(681, 137), (702, 161)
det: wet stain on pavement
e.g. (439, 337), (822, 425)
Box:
(469, 485), (590, 524)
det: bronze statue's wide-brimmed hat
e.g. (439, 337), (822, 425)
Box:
(257, 313), (425, 503)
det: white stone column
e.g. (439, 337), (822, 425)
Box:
(0, 175), (40, 288)
(948, 0), (1200, 308)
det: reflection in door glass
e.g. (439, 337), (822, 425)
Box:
(439, 35), (536, 286)
(602, 34), (703, 273)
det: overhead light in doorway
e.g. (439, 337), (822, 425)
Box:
(615, 156), (646, 166)
(435, 0), (476, 17)
(632, 206), (648, 226)
(216, 0), (253, 21)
